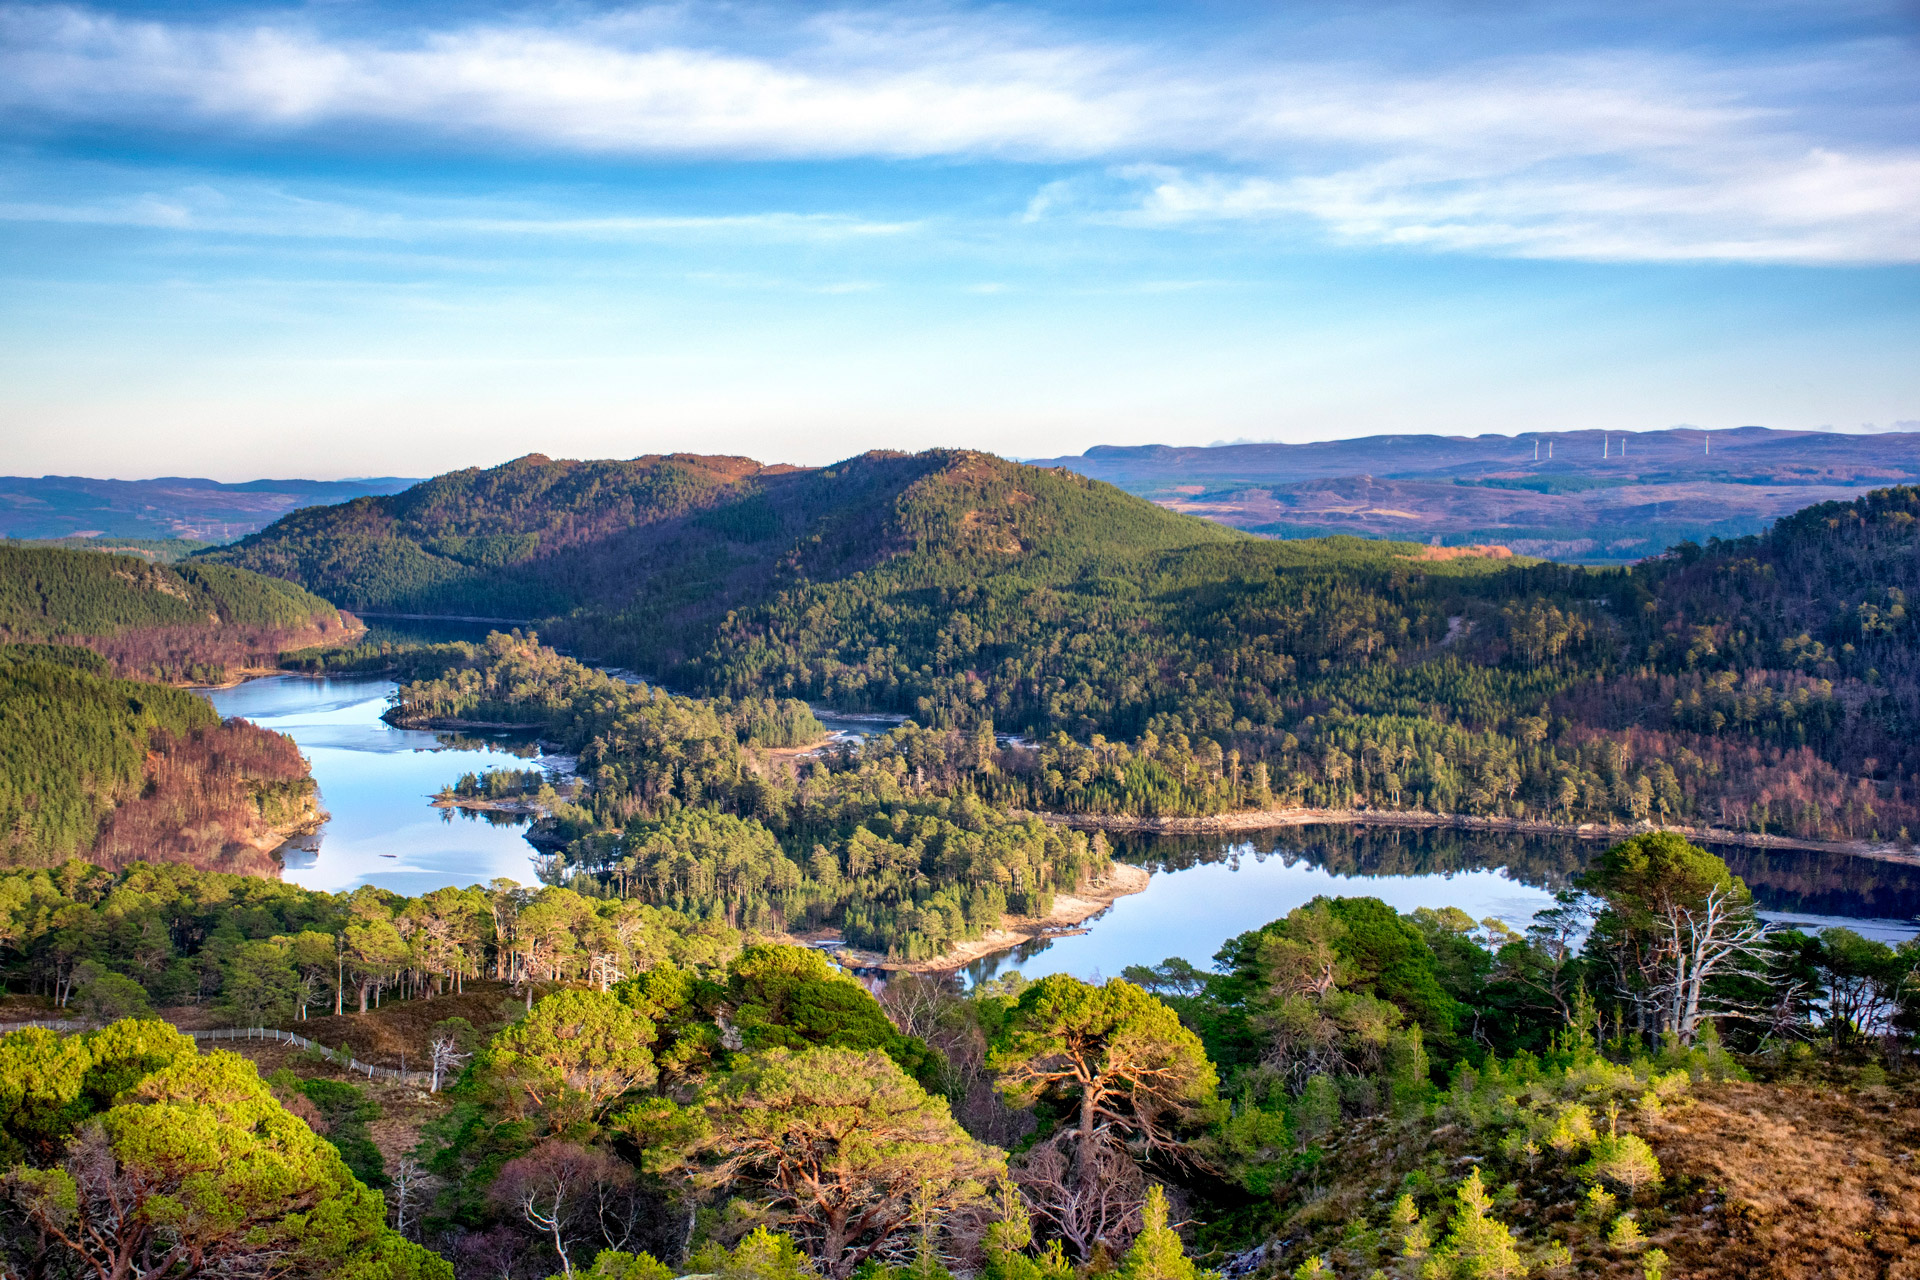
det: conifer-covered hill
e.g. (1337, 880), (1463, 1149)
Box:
(0, 645), (318, 873)
(210, 448), (1242, 615)
(208, 446), (1249, 645)
(0, 543), (353, 682)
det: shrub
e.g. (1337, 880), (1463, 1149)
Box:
(1607, 1215), (1646, 1252)
(1578, 1134), (1662, 1196)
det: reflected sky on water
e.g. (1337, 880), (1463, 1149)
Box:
(964, 826), (1920, 985)
(203, 671), (1920, 972)
(203, 674), (565, 895)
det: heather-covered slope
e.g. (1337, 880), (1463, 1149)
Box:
(0, 543), (353, 681)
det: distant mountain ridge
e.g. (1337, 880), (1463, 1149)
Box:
(1026, 427), (1920, 559)
(0, 473), (419, 542)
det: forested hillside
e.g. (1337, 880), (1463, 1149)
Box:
(0, 644), (318, 872)
(209, 448), (1241, 642)
(0, 543), (354, 681)
(241, 451), (1920, 846)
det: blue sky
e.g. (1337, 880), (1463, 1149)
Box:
(2, 0), (1917, 479)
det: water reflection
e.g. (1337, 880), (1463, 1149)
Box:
(962, 825), (1920, 986)
(203, 674), (569, 895)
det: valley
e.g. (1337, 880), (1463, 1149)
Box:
(6, 445), (1920, 1280)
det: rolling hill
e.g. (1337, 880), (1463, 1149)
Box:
(207, 447), (1251, 665)
(0, 643), (319, 874)
(214, 447), (1920, 845)
(1027, 426), (1920, 560)
(0, 544), (356, 681)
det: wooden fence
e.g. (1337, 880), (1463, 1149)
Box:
(0, 1018), (437, 1088)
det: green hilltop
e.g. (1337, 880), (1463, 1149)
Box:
(0, 543), (352, 682)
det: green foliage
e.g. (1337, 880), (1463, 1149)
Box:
(566, 1249), (680, 1280)
(987, 974), (1221, 1168)
(282, 1073), (389, 1188)
(1606, 1213), (1646, 1252)
(725, 944), (945, 1092)
(0, 651), (215, 864)
(1115, 1185), (1216, 1280)
(696, 1047), (1003, 1277)
(1421, 1168), (1527, 1280)
(218, 938), (303, 1026)
(0, 645), (316, 872)
(0, 543), (345, 680)
(476, 988), (658, 1135)
(218, 453), (1920, 843)
(0, 1019), (444, 1280)
(1576, 1133), (1662, 1196)
(689, 1227), (822, 1280)
(72, 968), (152, 1023)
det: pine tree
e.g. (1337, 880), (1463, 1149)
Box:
(1423, 1168), (1527, 1280)
(1116, 1187), (1216, 1280)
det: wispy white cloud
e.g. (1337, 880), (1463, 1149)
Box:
(1, 3), (1916, 263)
(0, 181), (917, 242)
(0, 4), (1177, 159)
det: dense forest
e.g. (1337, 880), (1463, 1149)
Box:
(3, 834), (1915, 1280)
(0, 543), (353, 681)
(0, 644), (317, 873)
(354, 632), (1106, 962)
(221, 453), (1920, 844)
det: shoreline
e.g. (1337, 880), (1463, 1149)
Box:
(185, 617), (370, 689)
(820, 862), (1153, 974)
(430, 795), (546, 816)
(382, 713), (551, 732)
(1028, 807), (1920, 867)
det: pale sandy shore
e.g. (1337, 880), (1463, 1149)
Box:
(817, 862), (1153, 974)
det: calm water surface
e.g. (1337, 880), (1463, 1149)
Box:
(204, 672), (1920, 976)
(965, 827), (1920, 985)
(203, 674), (568, 895)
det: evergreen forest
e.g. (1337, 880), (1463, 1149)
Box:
(0, 643), (318, 873)
(0, 543), (354, 682)
(224, 453), (1920, 845)
(2, 833), (1916, 1280)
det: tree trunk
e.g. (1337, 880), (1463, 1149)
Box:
(1077, 1085), (1098, 1185)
